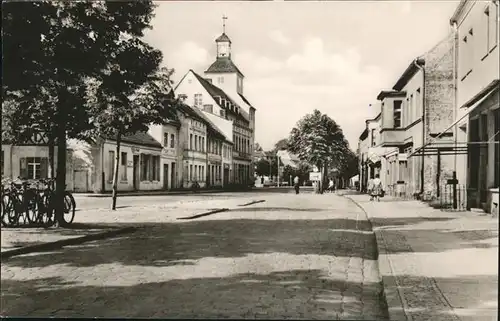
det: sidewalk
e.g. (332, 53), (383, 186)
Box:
(347, 194), (498, 321)
(1, 196), (262, 257)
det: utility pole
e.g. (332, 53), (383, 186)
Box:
(277, 155), (280, 187)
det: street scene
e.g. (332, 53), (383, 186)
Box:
(1, 0), (499, 320)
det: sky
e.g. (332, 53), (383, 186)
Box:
(144, 0), (460, 151)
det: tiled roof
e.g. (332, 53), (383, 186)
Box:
(107, 131), (162, 149)
(238, 93), (255, 110)
(205, 57), (244, 76)
(177, 102), (228, 142)
(191, 70), (248, 122)
(215, 33), (231, 43)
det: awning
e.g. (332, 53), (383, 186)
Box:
(409, 81), (499, 158)
(367, 147), (396, 163)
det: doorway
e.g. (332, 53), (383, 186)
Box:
(171, 162), (176, 189)
(133, 155), (140, 191)
(163, 163), (169, 190)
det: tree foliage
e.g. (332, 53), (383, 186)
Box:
(288, 110), (352, 192)
(2, 1), (164, 222)
(273, 138), (289, 152)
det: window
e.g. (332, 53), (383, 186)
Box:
(164, 133), (170, 147)
(190, 134), (193, 150)
(20, 157), (48, 180)
(393, 100), (402, 128)
(195, 135), (198, 151)
(121, 152), (127, 180)
(189, 164), (193, 181)
(201, 166), (204, 182)
(140, 154), (149, 181)
(194, 94), (203, 107)
(415, 89), (421, 121)
(218, 76), (224, 84)
(220, 109), (225, 117)
(204, 104), (213, 113)
(202, 137), (205, 152)
(370, 129), (376, 147)
(108, 151), (115, 181)
(170, 133), (175, 148)
(398, 161), (407, 182)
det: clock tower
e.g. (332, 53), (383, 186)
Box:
(205, 16), (245, 95)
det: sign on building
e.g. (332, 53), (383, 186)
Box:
(309, 172), (321, 181)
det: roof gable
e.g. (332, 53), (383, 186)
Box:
(106, 131), (162, 149)
(205, 57), (244, 77)
(190, 70), (249, 123)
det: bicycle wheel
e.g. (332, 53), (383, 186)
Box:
(63, 192), (76, 224)
(24, 189), (40, 224)
(6, 195), (21, 226)
(41, 191), (55, 227)
(1, 195), (11, 227)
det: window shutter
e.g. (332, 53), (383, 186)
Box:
(19, 158), (28, 179)
(40, 158), (49, 179)
(156, 157), (160, 181)
(148, 156), (153, 181)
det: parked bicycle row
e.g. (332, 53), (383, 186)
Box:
(1, 178), (76, 228)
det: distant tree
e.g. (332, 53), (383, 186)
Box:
(273, 138), (289, 152)
(288, 110), (350, 193)
(89, 64), (178, 210)
(255, 158), (271, 177)
(254, 142), (264, 152)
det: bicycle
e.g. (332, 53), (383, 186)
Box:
(37, 178), (76, 225)
(1, 180), (32, 227)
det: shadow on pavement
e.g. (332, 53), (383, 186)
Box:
(0, 269), (389, 319)
(370, 216), (453, 228)
(381, 274), (497, 321)
(3, 218), (379, 268)
(377, 228), (498, 254)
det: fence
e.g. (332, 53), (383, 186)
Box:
(438, 183), (467, 212)
(386, 183), (417, 201)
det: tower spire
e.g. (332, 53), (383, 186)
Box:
(222, 15), (228, 34)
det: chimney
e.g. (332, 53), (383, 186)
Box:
(205, 78), (212, 84)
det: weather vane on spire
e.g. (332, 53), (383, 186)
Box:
(222, 15), (228, 34)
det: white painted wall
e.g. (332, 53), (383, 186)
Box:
(456, 1), (500, 108)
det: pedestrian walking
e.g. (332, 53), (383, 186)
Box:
(327, 178), (335, 193)
(370, 174), (383, 202)
(367, 177), (374, 200)
(294, 175), (300, 194)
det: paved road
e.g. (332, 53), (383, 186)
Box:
(1, 193), (389, 319)
(72, 188), (312, 211)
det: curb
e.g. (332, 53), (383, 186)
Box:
(343, 195), (409, 321)
(238, 199), (266, 207)
(177, 208), (230, 220)
(0, 226), (137, 260)
(177, 199), (267, 220)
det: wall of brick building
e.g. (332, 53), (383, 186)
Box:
(419, 34), (456, 200)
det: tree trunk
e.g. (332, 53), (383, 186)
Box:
(48, 135), (55, 182)
(54, 103), (67, 227)
(111, 131), (121, 211)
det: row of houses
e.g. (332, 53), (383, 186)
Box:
(358, 0), (499, 214)
(1, 28), (257, 193)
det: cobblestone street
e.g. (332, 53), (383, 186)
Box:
(1, 193), (389, 319)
